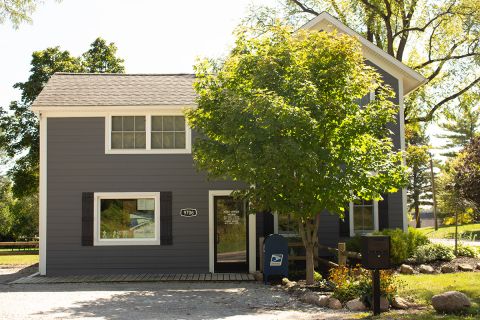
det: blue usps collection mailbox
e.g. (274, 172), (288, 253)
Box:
(263, 234), (288, 284)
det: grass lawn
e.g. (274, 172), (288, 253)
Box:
(417, 223), (480, 240)
(0, 254), (39, 265)
(365, 273), (480, 320)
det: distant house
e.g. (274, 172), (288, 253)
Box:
(32, 12), (425, 276)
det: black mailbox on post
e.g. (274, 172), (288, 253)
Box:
(361, 235), (391, 316)
(361, 235), (390, 270)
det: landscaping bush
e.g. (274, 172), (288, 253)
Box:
(329, 265), (400, 303)
(412, 243), (455, 263)
(374, 227), (430, 264)
(345, 235), (362, 253)
(455, 245), (478, 258)
(314, 270), (323, 282)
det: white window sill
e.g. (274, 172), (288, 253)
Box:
(94, 239), (160, 246)
(105, 148), (191, 154)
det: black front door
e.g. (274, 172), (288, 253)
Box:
(214, 196), (248, 273)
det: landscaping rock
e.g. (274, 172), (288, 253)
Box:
(300, 292), (318, 305)
(458, 264), (474, 272)
(432, 291), (471, 313)
(400, 264), (414, 275)
(316, 295), (330, 307)
(380, 296), (390, 311)
(419, 264), (435, 274)
(441, 265), (455, 273)
(392, 296), (409, 310)
(253, 271), (263, 282)
(346, 298), (367, 311)
(281, 278), (290, 286)
(327, 298), (342, 310)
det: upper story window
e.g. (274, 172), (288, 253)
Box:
(151, 116), (186, 149)
(105, 113), (191, 154)
(111, 116), (146, 149)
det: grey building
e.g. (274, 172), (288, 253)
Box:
(32, 12), (425, 276)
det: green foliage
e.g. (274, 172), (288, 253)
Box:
(82, 38), (125, 73)
(187, 23), (408, 283)
(0, 0), (41, 28)
(405, 123), (433, 228)
(436, 92), (480, 158)
(329, 265), (400, 303)
(0, 177), (38, 241)
(412, 243), (455, 263)
(313, 270), (322, 282)
(245, 0), (480, 124)
(0, 38), (125, 198)
(374, 227), (430, 264)
(456, 245), (478, 258)
(345, 235), (362, 253)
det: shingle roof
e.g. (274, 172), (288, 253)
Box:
(32, 73), (197, 107)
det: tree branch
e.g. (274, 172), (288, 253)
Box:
(415, 51), (479, 69)
(407, 76), (480, 123)
(288, 0), (319, 16)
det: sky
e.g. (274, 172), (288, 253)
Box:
(0, 0), (277, 108)
(0, 0), (446, 157)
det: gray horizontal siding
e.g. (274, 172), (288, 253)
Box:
(47, 117), (243, 275)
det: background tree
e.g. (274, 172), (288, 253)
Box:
(187, 25), (408, 284)
(0, 38), (125, 198)
(244, 0), (480, 124)
(406, 123), (432, 227)
(0, 0), (47, 27)
(436, 91), (480, 157)
(82, 38), (125, 73)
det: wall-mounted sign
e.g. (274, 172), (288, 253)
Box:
(180, 208), (198, 217)
(223, 210), (240, 225)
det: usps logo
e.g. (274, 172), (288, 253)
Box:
(270, 254), (283, 266)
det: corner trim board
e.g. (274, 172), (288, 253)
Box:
(39, 114), (47, 275)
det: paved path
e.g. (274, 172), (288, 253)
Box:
(430, 238), (480, 247)
(0, 281), (359, 320)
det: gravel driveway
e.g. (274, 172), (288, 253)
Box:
(0, 270), (359, 320)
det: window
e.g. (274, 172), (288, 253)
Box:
(93, 192), (160, 245)
(106, 114), (191, 154)
(151, 116), (186, 149)
(111, 116), (146, 149)
(349, 199), (378, 236)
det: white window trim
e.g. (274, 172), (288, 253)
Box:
(349, 200), (379, 237)
(93, 192), (161, 246)
(105, 112), (192, 154)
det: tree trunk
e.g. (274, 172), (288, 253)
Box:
(415, 205), (421, 228)
(299, 215), (320, 285)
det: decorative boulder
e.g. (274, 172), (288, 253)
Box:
(300, 292), (322, 305)
(419, 264), (435, 274)
(346, 298), (367, 311)
(441, 265), (455, 273)
(477, 263), (480, 270)
(316, 295), (330, 307)
(327, 298), (342, 310)
(432, 291), (471, 313)
(281, 278), (290, 286)
(253, 271), (263, 282)
(400, 264), (414, 275)
(392, 296), (409, 310)
(379, 296), (390, 311)
(458, 264), (474, 272)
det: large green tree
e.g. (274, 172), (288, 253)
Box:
(187, 25), (408, 284)
(405, 123), (432, 227)
(0, 38), (125, 198)
(245, 0), (480, 123)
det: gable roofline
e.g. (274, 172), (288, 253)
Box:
(300, 12), (426, 95)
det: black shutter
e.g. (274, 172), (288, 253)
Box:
(378, 194), (389, 230)
(339, 206), (350, 237)
(160, 191), (173, 245)
(81, 192), (94, 246)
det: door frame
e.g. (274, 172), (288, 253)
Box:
(208, 190), (256, 273)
